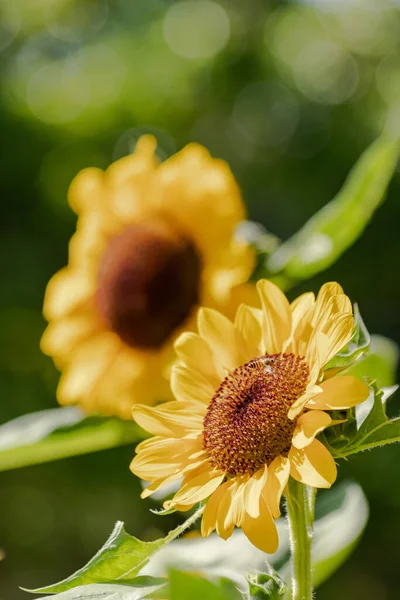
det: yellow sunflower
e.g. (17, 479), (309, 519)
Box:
(41, 136), (255, 418)
(130, 280), (369, 553)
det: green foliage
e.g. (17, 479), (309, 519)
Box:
(325, 383), (400, 457)
(0, 408), (143, 472)
(348, 334), (399, 387)
(33, 578), (166, 600)
(26, 508), (204, 595)
(265, 135), (400, 286)
(247, 570), (286, 599)
(310, 481), (369, 587)
(168, 570), (242, 600)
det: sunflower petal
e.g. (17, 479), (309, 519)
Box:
(171, 466), (225, 506)
(320, 314), (354, 366)
(243, 465), (268, 519)
(289, 439), (337, 488)
(198, 308), (245, 372)
(256, 280), (292, 354)
(216, 484), (236, 540)
(201, 481), (231, 537)
(174, 332), (221, 387)
(43, 268), (96, 320)
(306, 376), (369, 410)
(235, 304), (265, 359)
(311, 282), (345, 326)
(132, 401), (205, 437)
(264, 456), (290, 518)
(242, 496), (279, 553)
(292, 410), (332, 449)
(170, 365), (216, 405)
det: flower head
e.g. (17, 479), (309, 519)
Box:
(41, 136), (255, 418)
(130, 280), (369, 553)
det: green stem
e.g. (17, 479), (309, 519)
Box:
(286, 479), (315, 600)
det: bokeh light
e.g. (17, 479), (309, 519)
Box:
(163, 1), (230, 60)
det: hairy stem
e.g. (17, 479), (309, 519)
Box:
(286, 479), (315, 600)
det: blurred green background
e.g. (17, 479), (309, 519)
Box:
(1, 0), (400, 598)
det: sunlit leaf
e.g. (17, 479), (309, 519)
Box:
(0, 408), (142, 472)
(265, 135), (400, 284)
(308, 480), (369, 587)
(25, 507), (204, 595)
(168, 570), (241, 600)
(32, 577), (166, 600)
(348, 334), (399, 387)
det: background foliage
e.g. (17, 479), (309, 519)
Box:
(0, 0), (399, 598)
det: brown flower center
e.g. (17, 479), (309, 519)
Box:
(203, 353), (309, 476)
(97, 220), (201, 350)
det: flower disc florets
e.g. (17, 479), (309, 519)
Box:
(97, 220), (201, 350)
(203, 353), (310, 476)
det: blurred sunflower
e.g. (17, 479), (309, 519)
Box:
(130, 281), (369, 553)
(41, 136), (255, 418)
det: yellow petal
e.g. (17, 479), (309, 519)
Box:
(291, 292), (315, 333)
(57, 332), (121, 406)
(243, 465), (268, 519)
(40, 311), (101, 361)
(228, 282), (260, 315)
(311, 282), (345, 327)
(292, 410), (332, 449)
(172, 466), (225, 506)
(242, 496), (279, 553)
(256, 280), (292, 354)
(197, 308), (244, 372)
(201, 481), (231, 537)
(289, 439), (337, 488)
(322, 314), (354, 365)
(223, 477), (247, 530)
(216, 483), (236, 540)
(170, 365), (216, 405)
(264, 456), (290, 518)
(68, 167), (105, 215)
(234, 304), (264, 359)
(174, 332), (221, 388)
(132, 401), (205, 437)
(43, 268), (96, 320)
(306, 376), (369, 410)
(140, 472), (183, 499)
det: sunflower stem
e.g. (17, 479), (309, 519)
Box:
(286, 479), (315, 600)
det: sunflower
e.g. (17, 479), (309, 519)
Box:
(130, 280), (369, 553)
(41, 136), (255, 418)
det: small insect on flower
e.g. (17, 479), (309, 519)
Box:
(130, 281), (369, 553)
(41, 136), (255, 418)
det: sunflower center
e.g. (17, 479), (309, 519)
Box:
(97, 220), (201, 350)
(203, 353), (309, 476)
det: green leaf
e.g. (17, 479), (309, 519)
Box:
(168, 570), (241, 600)
(247, 569), (286, 599)
(25, 507), (204, 595)
(265, 135), (400, 284)
(348, 334), (399, 387)
(326, 383), (400, 457)
(0, 408), (143, 472)
(310, 480), (369, 587)
(32, 577), (167, 600)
